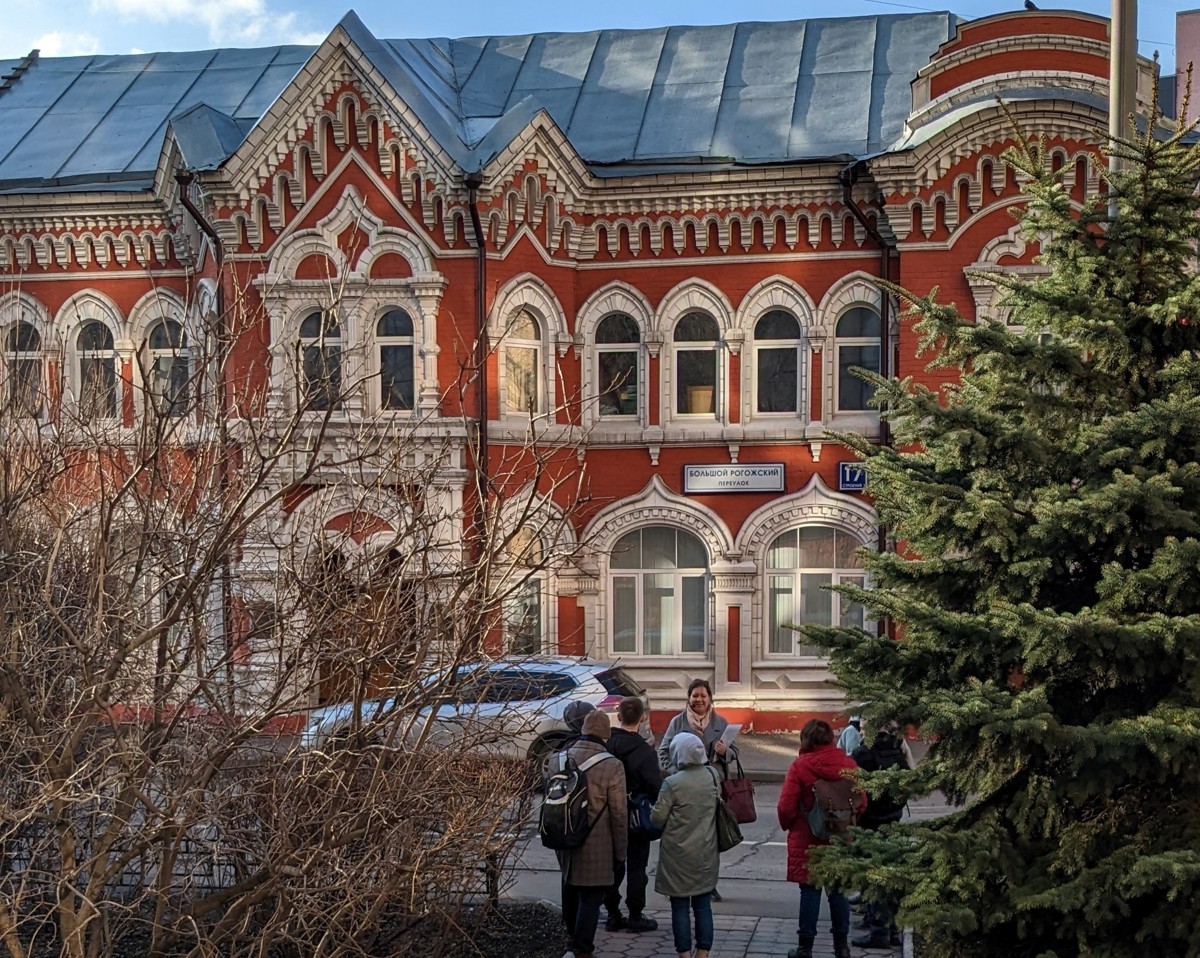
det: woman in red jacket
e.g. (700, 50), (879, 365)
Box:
(776, 719), (862, 958)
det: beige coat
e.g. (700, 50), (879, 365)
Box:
(561, 737), (628, 887)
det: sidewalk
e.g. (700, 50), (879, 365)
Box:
(574, 914), (900, 958)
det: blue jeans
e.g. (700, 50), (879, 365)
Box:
(670, 893), (714, 953)
(797, 882), (849, 939)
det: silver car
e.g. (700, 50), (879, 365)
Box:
(299, 656), (652, 764)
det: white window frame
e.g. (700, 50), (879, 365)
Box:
(764, 524), (872, 657)
(374, 306), (416, 413)
(76, 320), (121, 424)
(752, 309), (804, 417)
(594, 312), (642, 421)
(502, 309), (544, 417)
(671, 311), (723, 420)
(834, 306), (881, 413)
(142, 318), (192, 418)
(609, 527), (709, 657)
(3, 319), (45, 418)
(503, 573), (545, 655)
(298, 309), (344, 412)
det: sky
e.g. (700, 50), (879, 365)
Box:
(0, 0), (1190, 74)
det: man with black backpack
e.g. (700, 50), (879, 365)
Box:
(603, 696), (661, 934)
(543, 709), (627, 958)
(850, 727), (909, 949)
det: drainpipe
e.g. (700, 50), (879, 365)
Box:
(839, 162), (895, 635)
(175, 170), (234, 707)
(465, 171), (489, 558)
(839, 162), (893, 442)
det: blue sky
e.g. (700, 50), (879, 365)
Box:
(1, 0), (1188, 74)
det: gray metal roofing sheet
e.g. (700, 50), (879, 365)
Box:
(0, 11), (961, 192)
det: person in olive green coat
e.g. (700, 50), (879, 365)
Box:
(651, 732), (720, 958)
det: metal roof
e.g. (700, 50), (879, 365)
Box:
(0, 11), (959, 193)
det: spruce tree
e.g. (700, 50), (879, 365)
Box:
(805, 97), (1200, 958)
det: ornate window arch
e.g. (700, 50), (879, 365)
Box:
(577, 283), (654, 428)
(254, 185), (446, 417)
(737, 476), (878, 658)
(585, 476), (733, 660)
(1, 291), (52, 418)
(966, 223), (1049, 328)
(656, 281), (734, 426)
(490, 276), (567, 420)
(737, 278), (817, 423)
(817, 274), (885, 428)
(57, 290), (126, 425)
(129, 289), (192, 418)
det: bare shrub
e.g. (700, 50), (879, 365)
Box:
(0, 266), (580, 958)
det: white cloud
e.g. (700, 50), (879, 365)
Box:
(87, 0), (322, 47)
(29, 31), (102, 57)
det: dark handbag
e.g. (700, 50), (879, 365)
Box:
(720, 754), (757, 824)
(708, 767), (743, 853)
(628, 793), (663, 839)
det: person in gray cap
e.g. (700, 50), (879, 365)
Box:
(543, 700), (597, 781)
(564, 700), (596, 734)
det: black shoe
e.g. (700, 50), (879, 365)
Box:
(833, 934), (852, 958)
(852, 932), (893, 950)
(787, 937), (814, 958)
(710, 887), (722, 902)
(604, 912), (626, 932)
(624, 915), (658, 933)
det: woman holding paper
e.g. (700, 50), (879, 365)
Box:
(657, 679), (739, 901)
(657, 679), (738, 773)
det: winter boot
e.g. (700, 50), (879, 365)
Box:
(833, 933), (853, 958)
(786, 936), (814, 958)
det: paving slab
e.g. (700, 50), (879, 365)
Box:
(547, 911), (904, 958)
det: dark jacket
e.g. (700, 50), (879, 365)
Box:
(607, 728), (662, 801)
(852, 731), (908, 827)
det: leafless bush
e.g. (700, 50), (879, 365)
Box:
(0, 268), (582, 958)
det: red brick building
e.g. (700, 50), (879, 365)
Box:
(0, 10), (1169, 726)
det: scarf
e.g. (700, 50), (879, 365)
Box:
(686, 705), (711, 736)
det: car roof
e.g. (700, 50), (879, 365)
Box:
(473, 656), (616, 675)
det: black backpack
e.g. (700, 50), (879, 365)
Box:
(539, 751), (615, 850)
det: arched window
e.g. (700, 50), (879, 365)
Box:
(766, 525), (867, 655)
(504, 310), (542, 415)
(611, 526), (708, 656)
(145, 319), (190, 416)
(504, 527), (544, 655)
(4, 321), (43, 416)
(299, 310), (342, 411)
(78, 321), (118, 421)
(754, 309), (802, 414)
(673, 311), (720, 416)
(377, 308), (414, 411)
(835, 306), (880, 411)
(595, 312), (640, 418)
